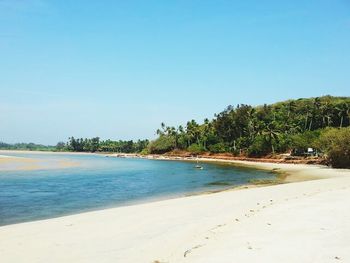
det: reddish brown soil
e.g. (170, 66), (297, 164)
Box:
(163, 150), (327, 165)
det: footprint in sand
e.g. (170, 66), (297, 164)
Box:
(184, 244), (205, 257)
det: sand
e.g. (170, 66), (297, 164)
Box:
(0, 152), (79, 171)
(0, 160), (349, 262)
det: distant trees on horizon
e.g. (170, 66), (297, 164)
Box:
(1, 95), (349, 167)
(58, 137), (149, 154)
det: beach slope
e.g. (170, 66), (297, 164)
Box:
(0, 163), (349, 263)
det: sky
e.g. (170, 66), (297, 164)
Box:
(0, 0), (349, 145)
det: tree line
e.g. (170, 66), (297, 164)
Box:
(0, 142), (55, 151)
(1, 95), (349, 167)
(147, 96), (350, 167)
(56, 137), (149, 153)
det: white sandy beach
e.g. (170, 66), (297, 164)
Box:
(0, 161), (349, 263)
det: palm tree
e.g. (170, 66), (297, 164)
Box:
(156, 122), (167, 136)
(312, 97), (321, 129)
(168, 126), (178, 149)
(186, 120), (200, 146)
(200, 118), (213, 150)
(260, 122), (280, 154)
(246, 108), (256, 139)
(303, 104), (311, 131)
(287, 101), (297, 118)
(336, 103), (349, 128)
(321, 101), (333, 127)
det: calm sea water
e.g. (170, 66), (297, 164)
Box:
(0, 152), (277, 226)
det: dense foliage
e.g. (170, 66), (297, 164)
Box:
(0, 142), (55, 151)
(149, 96), (350, 166)
(0, 139), (148, 153)
(317, 127), (350, 168)
(61, 137), (149, 153)
(2, 96), (349, 167)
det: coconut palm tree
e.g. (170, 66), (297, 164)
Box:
(336, 103), (349, 128)
(286, 101), (294, 118)
(260, 122), (280, 154)
(321, 101), (333, 127)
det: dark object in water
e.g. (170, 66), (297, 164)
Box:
(195, 159), (204, 169)
(194, 164), (203, 169)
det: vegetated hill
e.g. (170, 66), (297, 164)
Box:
(2, 96), (349, 167)
(148, 95), (350, 167)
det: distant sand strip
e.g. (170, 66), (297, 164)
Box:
(0, 154), (79, 171)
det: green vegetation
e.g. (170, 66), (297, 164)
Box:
(0, 142), (55, 151)
(63, 137), (149, 153)
(0, 138), (149, 154)
(147, 135), (174, 154)
(317, 127), (350, 168)
(149, 96), (350, 168)
(1, 96), (349, 168)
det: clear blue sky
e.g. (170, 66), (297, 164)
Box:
(0, 0), (349, 144)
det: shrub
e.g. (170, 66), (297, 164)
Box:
(317, 127), (350, 168)
(187, 143), (205, 154)
(247, 135), (270, 157)
(140, 148), (150, 155)
(147, 136), (175, 154)
(289, 130), (320, 150)
(208, 142), (227, 153)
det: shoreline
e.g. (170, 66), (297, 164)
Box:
(0, 149), (340, 184)
(0, 148), (326, 164)
(104, 153), (337, 183)
(0, 149), (333, 183)
(0, 162), (349, 262)
(0, 150), (327, 229)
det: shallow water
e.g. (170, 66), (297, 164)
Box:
(0, 152), (277, 226)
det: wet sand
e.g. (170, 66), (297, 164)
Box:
(0, 158), (349, 262)
(0, 153), (79, 171)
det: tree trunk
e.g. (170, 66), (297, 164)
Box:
(304, 116), (308, 130)
(340, 116), (343, 128)
(309, 118), (312, 131)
